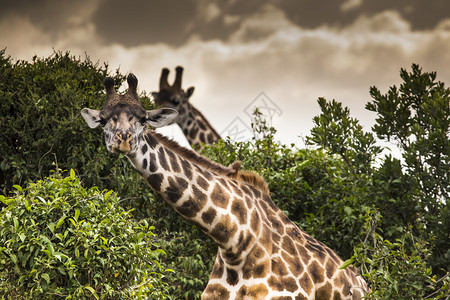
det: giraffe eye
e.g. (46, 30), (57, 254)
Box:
(140, 117), (147, 125)
(98, 118), (107, 127)
(172, 98), (180, 105)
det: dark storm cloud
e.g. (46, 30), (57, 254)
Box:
(0, 0), (91, 35)
(273, 0), (449, 30)
(92, 0), (198, 46)
(1, 0), (448, 47)
(91, 0), (450, 47)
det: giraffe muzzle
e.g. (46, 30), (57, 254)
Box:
(112, 131), (134, 154)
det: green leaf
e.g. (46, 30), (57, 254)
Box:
(37, 196), (47, 204)
(84, 286), (99, 300)
(13, 185), (22, 192)
(19, 233), (26, 242)
(13, 217), (19, 232)
(68, 218), (76, 227)
(48, 222), (55, 234)
(339, 258), (354, 269)
(344, 206), (353, 216)
(74, 209), (80, 221)
(47, 243), (54, 256)
(41, 273), (50, 284)
(56, 216), (66, 228)
(70, 168), (75, 179)
(104, 190), (113, 201)
(10, 253), (18, 264)
(24, 199), (31, 211)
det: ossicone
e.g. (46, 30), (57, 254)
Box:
(159, 66), (184, 92)
(173, 66), (183, 91)
(104, 77), (116, 95)
(127, 73), (138, 94)
(160, 68), (170, 89)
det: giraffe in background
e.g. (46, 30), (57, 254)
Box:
(81, 73), (368, 299)
(152, 66), (221, 148)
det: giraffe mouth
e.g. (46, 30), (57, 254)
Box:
(111, 144), (132, 155)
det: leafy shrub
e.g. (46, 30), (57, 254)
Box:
(350, 209), (449, 299)
(157, 230), (215, 300)
(0, 49), (154, 197)
(0, 170), (167, 299)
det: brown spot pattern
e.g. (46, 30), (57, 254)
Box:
(201, 208), (217, 225)
(203, 284), (230, 299)
(147, 173), (163, 191)
(149, 153), (158, 172)
(308, 260), (325, 284)
(326, 258), (337, 278)
(231, 199), (247, 225)
(298, 273), (313, 295)
(158, 147), (170, 171)
(236, 283), (268, 299)
(211, 184), (228, 209)
(226, 268), (239, 286)
(180, 158), (192, 180)
(210, 214), (237, 245)
(196, 175), (209, 190)
(165, 176), (188, 203)
(316, 282), (332, 299)
(176, 197), (201, 218)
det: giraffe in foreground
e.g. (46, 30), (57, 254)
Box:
(81, 74), (367, 299)
(152, 66), (221, 148)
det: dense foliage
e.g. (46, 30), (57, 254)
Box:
(0, 49), (153, 195)
(0, 50), (448, 299)
(0, 170), (166, 299)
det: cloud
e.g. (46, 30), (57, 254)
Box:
(341, 0), (363, 12)
(92, 0), (198, 47)
(0, 15), (52, 59)
(1, 3), (450, 145)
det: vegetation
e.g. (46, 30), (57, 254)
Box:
(0, 49), (448, 299)
(0, 170), (166, 299)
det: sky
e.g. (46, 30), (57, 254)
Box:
(2, 0), (450, 147)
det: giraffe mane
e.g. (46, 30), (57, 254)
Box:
(232, 170), (270, 195)
(149, 131), (270, 194)
(190, 105), (222, 138)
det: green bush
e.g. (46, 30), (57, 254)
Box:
(350, 209), (449, 299)
(0, 49), (155, 197)
(0, 170), (167, 299)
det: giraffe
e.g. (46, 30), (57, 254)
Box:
(152, 66), (221, 148)
(81, 73), (368, 299)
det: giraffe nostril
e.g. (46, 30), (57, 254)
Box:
(115, 132), (132, 142)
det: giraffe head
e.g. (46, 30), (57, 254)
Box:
(152, 66), (194, 122)
(81, 73), (178, 155)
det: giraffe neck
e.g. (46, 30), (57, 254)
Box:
(126, 130), (257, 257)
(177, 103), (221, 147)
(126, 130), (368, 299)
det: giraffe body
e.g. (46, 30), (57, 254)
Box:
(152, 67), (221, 148)
(81, 74), (367, 299)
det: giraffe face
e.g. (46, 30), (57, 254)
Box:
(152, 87), (194, 121)
(82, 104), (178, 155)
(97, 104), (146, 154)
(81, 73), (178, 156)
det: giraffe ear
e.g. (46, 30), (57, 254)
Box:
(146, 108), (179, 128)
(81, 108), (101, 128)
(186, 87), (195, 98)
